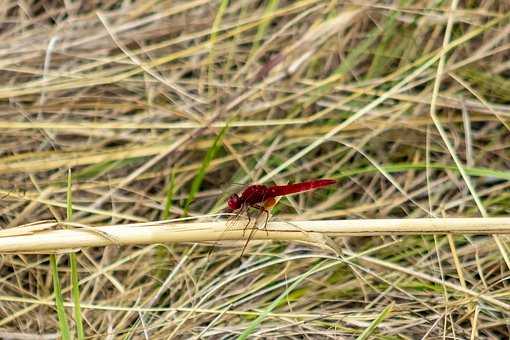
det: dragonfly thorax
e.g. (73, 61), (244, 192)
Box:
(227, 185), (269, 210)
(239, 185), (268, 205)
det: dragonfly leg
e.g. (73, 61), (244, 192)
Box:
(1, 190), (11, 200)
(243, 214), (251, 237)
(240, 204), (271, 256)
(242, 205), (252, 237)
(240, 226), (257, 257)
(251, 204), (270, 236)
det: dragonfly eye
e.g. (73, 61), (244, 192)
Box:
(227, 194), (241, 210)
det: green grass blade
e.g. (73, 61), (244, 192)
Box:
(184, 124), (229, 214)
(356, 302), (394, 340)
(250, 0), (279, 55)
(238, 261), (323, 340)
(50, 254), (71, 340)
(69, 254), (84, 339)
(298, 18), (385, 111)
(66, 169), (73, 221)
(365, 0), (413, 79)
(74, 159), (132, 180)
(67, 169), (85, 339)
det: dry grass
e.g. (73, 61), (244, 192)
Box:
(0, 0), (509, 339)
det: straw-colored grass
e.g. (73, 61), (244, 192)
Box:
(0, 0), (509, 339)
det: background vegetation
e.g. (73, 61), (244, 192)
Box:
(0, 0), (509, 338)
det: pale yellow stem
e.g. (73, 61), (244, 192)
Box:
(1, 218), (510, 253)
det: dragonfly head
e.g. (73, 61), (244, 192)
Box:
(227, 193), (242, 210)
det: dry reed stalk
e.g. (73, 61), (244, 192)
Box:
(1, 217), (509, 253)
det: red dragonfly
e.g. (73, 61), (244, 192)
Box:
(225, 179), (336, 255)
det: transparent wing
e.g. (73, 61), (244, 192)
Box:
(207, 205), (251, 257)
(210, 197), (280, 257)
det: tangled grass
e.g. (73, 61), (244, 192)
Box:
(0, 0), (509, 338)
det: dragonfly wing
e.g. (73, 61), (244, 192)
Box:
(208, 205), (251, 256)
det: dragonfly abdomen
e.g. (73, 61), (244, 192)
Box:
(267, 179), (336, 197)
